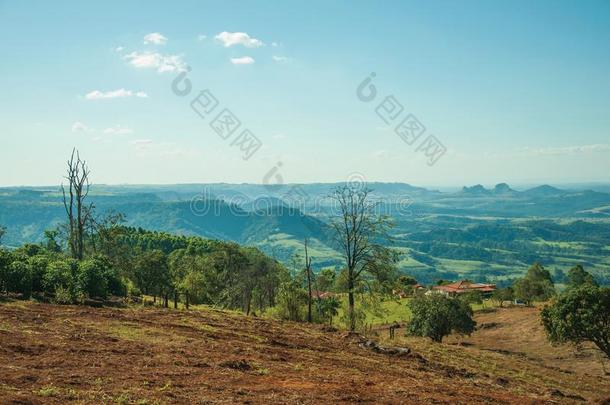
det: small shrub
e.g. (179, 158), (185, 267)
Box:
(43, 259), (75, 295)
(77, 257), (109, 299)
(3, 260), (33, 298)
(53, 285), (74, 304)
(408, 293), (476, 343)
(35, 385), (60, 397)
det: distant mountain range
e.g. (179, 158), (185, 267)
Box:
(2, 182), (610, 285)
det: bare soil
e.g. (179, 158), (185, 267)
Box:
(0, 301), (608, 404)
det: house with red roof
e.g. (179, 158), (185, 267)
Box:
(431, 280), (496, 297)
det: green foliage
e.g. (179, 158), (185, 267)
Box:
(180, 270), (207, 305)
(3, 260), (33, 298)
(541, 285), (610, 358)
(458, 290), (483, 305)
(43, 229), (63, 253)
(274, 280), (308, 321)
(513, 263), (555, 304)
(314, 296), (341, 325)
(28, 255), (49, 293)
(339, 302), (367, 331)
(408, 294), (476, 342)
(316, 268), (337, 292)
(0, 249), (13, 291)
(52, 285), (74, 305)
(43, 259), (77, 296)
(0, 226), (5, 245)
(14, 244), (43, 257)
(398, 275), (418, 287)
(132, 249), (170, 296)
(77, 257), (111, 299)
(491, 287), (514, 307)
(566, 265), (598, 289)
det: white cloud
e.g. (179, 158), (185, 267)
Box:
(215, 32), (263, 48)
(272, 55), (289, 63)
(130, 139), (154, 151)
(143, 32), (168, 45)
(124, 51), (187, 73)
(127, 139), (197, 158)
(272, 133), (286, 140)
(114, 46), (124, 53)
(271, 42), (279, 47)
(130, 139), (153, 145)
(519, 144), (610, 156)
(103, 125), (133, 135)
(230, 56), (255, 65)
(373, 150), (390, 159)
(197, 34), (207, 41)
(71, 122), (90, 133)
(85, 88), (148, 100)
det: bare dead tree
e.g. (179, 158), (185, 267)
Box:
(329, 185), (393, 332)
(304, 238), (313, 323)
(61, 148), (93, 260)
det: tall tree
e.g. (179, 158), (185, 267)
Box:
(566, 265), (598, 288)
(304, 238), (313, 322)
(513, 262), (555, 305)
(62, 149), (93, 260)
(541, 285), (610, 358)
(329, 185), (394, 331)
(133, 249), (170, 298)
(0, 226), (5, 245)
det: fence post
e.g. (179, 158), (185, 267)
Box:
(174, 291), (178, 309)
(185, 291), (190, 310)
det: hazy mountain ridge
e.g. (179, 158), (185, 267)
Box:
(2, 182), (610, 284)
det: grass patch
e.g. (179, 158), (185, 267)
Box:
(35, 385), (60, 397)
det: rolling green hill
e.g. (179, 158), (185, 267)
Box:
(1, 183), (610, 285)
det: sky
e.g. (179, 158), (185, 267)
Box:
(1, 0), (609, 188)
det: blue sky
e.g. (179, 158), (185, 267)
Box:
(1, 0), (609, 187)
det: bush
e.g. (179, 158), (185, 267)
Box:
(43, 259), (76, 296)
(52, 285), (74, 305)
(273, 280), (308, 321)
(491, 287), (514, 307)
(0, 249), (14, 292)
(541, 285), (610, 358)
(314, 296), (341, 325)
(458, 291), (483, 305)
(104, 267), (127, 297)
(125, 278), (142, 297)
(3, 260), (33, 298)
(77, 257), (110, 299)
(408, 294), (476, 342)
(28, 255), (50, 293)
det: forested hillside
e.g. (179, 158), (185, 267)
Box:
(2, 183), (610, 285)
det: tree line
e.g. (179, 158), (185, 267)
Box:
(1, 148), (607, 354)
(0, 149), (400, 330)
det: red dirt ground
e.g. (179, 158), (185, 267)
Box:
(0, 301), (607, 404)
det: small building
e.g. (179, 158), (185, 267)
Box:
(432, 280), (496, 297)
